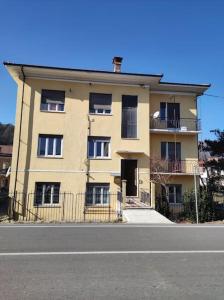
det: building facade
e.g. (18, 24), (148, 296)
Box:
(0, 145), (12, 192)
(4, 58), (210, 221)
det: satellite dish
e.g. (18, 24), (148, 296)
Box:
(6, 167), (11, 178)
(153, 111), (160, 119)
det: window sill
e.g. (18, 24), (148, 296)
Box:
(88, 158), (112, 160)
(89, 113), (113, 116)
(37, 156), (64, 159)
(34, 204), (61, 208)
(85, 204), (109, 208)
(40, 110), (65, 114)
(121, 138), (140, 140)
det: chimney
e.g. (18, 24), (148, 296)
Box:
(112, 56), (123, 73)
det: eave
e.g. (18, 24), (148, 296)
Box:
(3, 61), (211, 94)
(3, 62), (163, 87)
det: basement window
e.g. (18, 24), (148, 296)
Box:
(86, 183), (110, 205)
(89, 93), (112, 114)
(41, 90), (65, 112)
(34, 182), (60, 205)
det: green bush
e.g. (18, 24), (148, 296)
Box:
(155, 196), (170, 218)
(182, 189), (215, 223)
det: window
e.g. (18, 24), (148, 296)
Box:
(88, 137), (110, 159)
(161, 142), (181, 161)
(121, 95), (137, 138)
(89, 93), (112, 114)
(86, 183), (110, 205)
(41, 90), (65, 112)
(162, 185), (182, 204)
(160, 102), (180, 128)
(34, 182), (60, 205)
(161, 142), (181, 172)
(38, 135), (63, 157)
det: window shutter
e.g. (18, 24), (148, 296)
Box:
(161, 142), (166, 160)
(122, 95), (137, 138)
(168, 142), (175, 161)
(89, 93), (112, 111)
(160, 102), (166, 120)
(41, 90), (65, 103)
(175, 185), (182, 203)
(176, 143), (181, 161)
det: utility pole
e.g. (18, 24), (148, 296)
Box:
(194, 164), (199, 224)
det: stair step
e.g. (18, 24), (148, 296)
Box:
(123, 209), (173, 224)
(126, 197), (151, 208)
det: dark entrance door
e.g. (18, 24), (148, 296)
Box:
(121, 159), (137, 196)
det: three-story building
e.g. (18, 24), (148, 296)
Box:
(4, 58), (210, 221)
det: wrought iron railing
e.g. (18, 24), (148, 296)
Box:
(150, 117), (201, 132)
(150, 159), (199, 174)
(140, 189), (151, 206)
(3, 192), (123, 223)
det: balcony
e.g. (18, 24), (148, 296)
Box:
(150, 117), (201, 134)
(150, 159), (200, 175)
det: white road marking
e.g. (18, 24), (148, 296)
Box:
(1, 250), (224, 256)
(1, 224), (224, 228)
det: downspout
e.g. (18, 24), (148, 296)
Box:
(13, 66), (26, 197)
(84, 115), (92, 220)
(86, 115), (91, 184)
(195, 95), (199, 160)
(195, 95), (200, 191)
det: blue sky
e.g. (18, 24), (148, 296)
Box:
(1, 0), (224, 139)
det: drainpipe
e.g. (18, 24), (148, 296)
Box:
(86, 116), (91, 184)
(86, 115), (95, 184)
(13, 66), (25, 197)
(195, 95), (199, 160)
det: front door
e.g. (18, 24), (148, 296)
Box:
(121, 159), (138, 196)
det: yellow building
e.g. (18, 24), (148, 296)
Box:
(4, 57), (210, 222)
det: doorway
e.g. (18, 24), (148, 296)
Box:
(160, 102), (180, 128)
(121, 159), (138, 196)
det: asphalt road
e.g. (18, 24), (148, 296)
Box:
(0, 224), (224, 300)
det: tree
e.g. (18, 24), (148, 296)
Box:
(150, 157), (174, 216)
(0, 123), (14, 145)
(202, 129), (224, 193)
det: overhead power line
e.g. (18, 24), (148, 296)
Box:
(204, 93), (224, 99)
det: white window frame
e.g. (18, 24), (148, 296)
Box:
(91, 108), (111, 115)
(86, 185), (110, 205)
(42, 102), (65, 112)
(38, 135), (63, 158)
(89, 93), (112, 115)
(40, 90), (65, 112)
(88, 138), (111, 159)
(35, 183), (60, 206)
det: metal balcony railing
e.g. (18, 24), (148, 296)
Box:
(150, 159), (199, 174)
(150, 117), (201, 132)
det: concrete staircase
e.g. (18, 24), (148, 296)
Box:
(123, 208), (173, 224)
